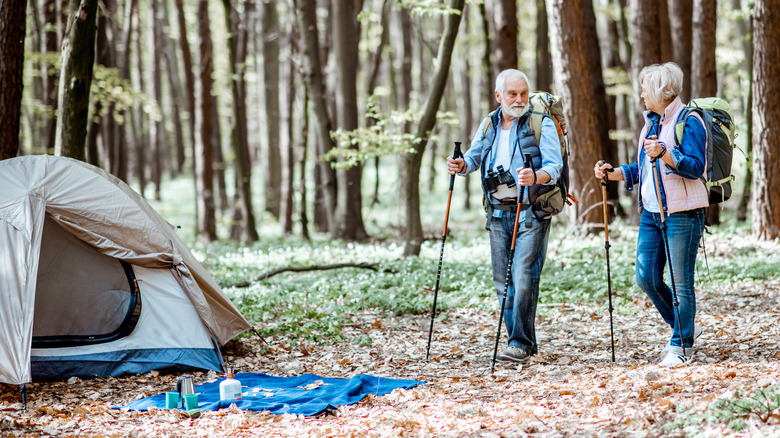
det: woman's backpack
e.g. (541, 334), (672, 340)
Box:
(674, 97), (739, 204)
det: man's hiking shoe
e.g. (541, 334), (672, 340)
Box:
(496, 347), (531, 363)
(658, 346), (691, 368)
(660, 325), (702, 359)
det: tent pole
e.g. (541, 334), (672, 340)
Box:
(20, 383), (27, 413)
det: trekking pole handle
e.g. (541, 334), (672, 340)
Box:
(597, 160), (614, 186)
(449, 142), (463, 191)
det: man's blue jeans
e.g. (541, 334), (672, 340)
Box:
(636, 208), (705, 349)
(489, 211), (551, 354)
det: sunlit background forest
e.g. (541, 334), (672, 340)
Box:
(3, 0), (779, 341)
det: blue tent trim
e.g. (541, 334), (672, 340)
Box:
(120, 373), (426, 416)
(31, 348), (221, 380)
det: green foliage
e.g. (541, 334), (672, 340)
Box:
(326, 97), (460, 169)
(664, 385), (780, 434)
(22, 51), (160, 125)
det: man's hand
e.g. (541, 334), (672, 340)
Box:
(516, 168), (536, 186)
(447, 156), (465, 175)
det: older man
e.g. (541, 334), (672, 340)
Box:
(447, 69), (562, 362)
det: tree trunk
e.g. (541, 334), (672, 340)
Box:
(0, 0), (27, 160)
(282, 35), (296, 236)
(668, 0), (693, 103)
(492, 0), (517, 71)
(224, 0), (259, 243)
(55, 0), (99, 160)
(43, 0), (59, 154)
(658, 0), (673, 62)
(629, 0), (662, 125)
(149, 0), (164, 200)
(403, 0), (465, 256)
(262, 0), (282, 219)
(734, 0), (753, 221)
(194, 0), (217, 241)
(459, 5), (473, 210)
(115, 0), (137, 183)
(691, 0), (718, 225)
(300, 88), (311, 240)
(333, 0), (368, 241)
(133, 1), (147, 195)
(548, 0), (613, 228)
(536, 0), (552, 91)
(479, 2), (492, 106)
(751, 0), (780, 240)
(175, 0), (196, 167)
(162, 0), (186, 175)
(293, 0), (338, 232)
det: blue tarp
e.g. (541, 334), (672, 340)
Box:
(120, 373), (425, 416)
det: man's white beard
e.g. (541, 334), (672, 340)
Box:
(502, 101), (529, 119)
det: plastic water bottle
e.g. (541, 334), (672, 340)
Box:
(219, 367), (242, 401)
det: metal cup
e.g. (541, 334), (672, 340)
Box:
(176, 375), (195, 407)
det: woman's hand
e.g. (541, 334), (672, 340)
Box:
(643, 136), (667, 159)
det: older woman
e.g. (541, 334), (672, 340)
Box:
(594, 62), (707, 368)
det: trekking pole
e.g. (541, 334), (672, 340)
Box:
(426, 141), (463, 360)
(649, 137), (687, 358)
(491, 153), (532, 373)
(597, 160), (616, 362)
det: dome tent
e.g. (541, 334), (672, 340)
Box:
(0, 155), (250, 384)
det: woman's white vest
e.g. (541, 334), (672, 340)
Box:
(637, 97), (709, 215)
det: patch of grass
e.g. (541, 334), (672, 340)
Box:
(664, 384), (780, 434)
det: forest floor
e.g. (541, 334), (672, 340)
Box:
(2, 278), (780, 437)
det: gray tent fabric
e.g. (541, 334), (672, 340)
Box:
(0, 155), (250, 384)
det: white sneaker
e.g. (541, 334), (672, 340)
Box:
(660, 325), (702, 359)
(659, 346), (691, 368)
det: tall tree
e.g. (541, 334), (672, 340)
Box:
(690, 0), (719, 225)
(224, 0), (259, 243)
(162, 0), (186, 175)
(548, 0), (613, 227)
(149, 0), (164, 200)
(0, 0), (27, 160)
(175, 0), (196, 161)
(668, 0), (693, 102)
(54, 0), (99, 160)
(293, 0), (338, 232)
(194, 0), (217, 241)
(262, 0), (282, 219)
(734, 0), (753, 221)
(536, 0), (552, 92)
(333, 0), (368, 241)
(403, 0), (465, 256)
(629, 0), (662, 125)
(42, 0), (60, 153)
(751, 0), (780, 239)
(492, 0), (517, 71)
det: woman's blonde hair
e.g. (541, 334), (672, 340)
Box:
(639, 62), (683, 107)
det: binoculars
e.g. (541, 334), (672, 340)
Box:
(485, 166), (516, 199)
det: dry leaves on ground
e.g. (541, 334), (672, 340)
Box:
(2, 278), (779, 437)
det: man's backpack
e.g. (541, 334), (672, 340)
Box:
(674, 97), (737, 204)
(480, 91), (575, 219)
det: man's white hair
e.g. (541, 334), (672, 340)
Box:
(495, 69), (530, 95)
(639, 62), (683, 107)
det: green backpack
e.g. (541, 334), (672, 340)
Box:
(674, 97), (738, 204)
(481, 91), (575, 218)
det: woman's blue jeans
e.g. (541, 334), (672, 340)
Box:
(636, 208), (705, 349)
(489, 211), (551, 354)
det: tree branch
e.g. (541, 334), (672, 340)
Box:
(228, 262), (380, 288)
